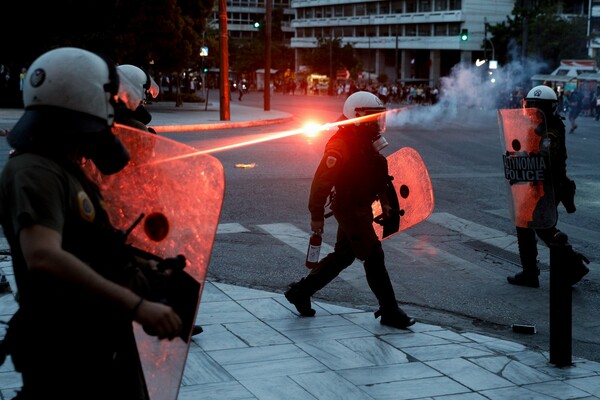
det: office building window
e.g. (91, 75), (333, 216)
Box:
(344, 4), (353, 16)
(406, 0), (417, 13)
(380, 1), (390, 14)
(449, 0), (461, 10)
(391, 1), (403, 13)
(367, 2), (378, 14)
(434, 23), (447, 36)
(448, 23), (460, 36)
(406, 24), (417, 36)
(419, 0), (432, 12)
(334, 6), (343, 17)
(356, 3), (366, 16)
(418, 23), (432, 36)
(435, 0), (448, 11)
(343, 26), (354, 36)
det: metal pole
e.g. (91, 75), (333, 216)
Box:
(549, 232), (573, 367)
(587, 0), (593, 57)
(219, 0), (230, 120)
(264, 0), (272, 111)
(395, 34), (399, 82)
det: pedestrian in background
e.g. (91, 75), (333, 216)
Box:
(567, 88), (583, 134)
(507, 85), (589, 288)
(284, 91), (415, 330)
(0, 47), (183, 399)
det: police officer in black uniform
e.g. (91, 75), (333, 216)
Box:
(115, 64), (204, 337)
(507, 85), (590, 288)
(284, 91), (415, 329)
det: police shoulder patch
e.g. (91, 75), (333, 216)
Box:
(77, 191), (96, 222)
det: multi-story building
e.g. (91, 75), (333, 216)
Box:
(210, 0), (295, 42)
(291, 0), (513, 85)
(214, 0), (598, 86)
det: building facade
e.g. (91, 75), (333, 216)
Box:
(291, 0), (513, 85)
(214, 0), (599, 86)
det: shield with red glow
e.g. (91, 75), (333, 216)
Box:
(498, 108), (556, 229)
(85, 124), (225, 400)
(372, 147), (434, 240)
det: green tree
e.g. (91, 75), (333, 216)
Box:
(487, 1), (589, 70)
(0, 0), (214, 105)
(302, 37), (358, 75)
(227, 7), (294, 82)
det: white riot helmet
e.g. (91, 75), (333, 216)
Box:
(524, 85), (558, 116)
(117, 64), (159, 111)
(342, 91), (388, 151)
(8, 47), (130, 175)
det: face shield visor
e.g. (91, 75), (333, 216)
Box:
(356, 107), (387, 133)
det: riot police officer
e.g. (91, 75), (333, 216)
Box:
(507, 85), (589, 288)
(284, 91), (415, 329)
(115, 64), (159, 133)
(114, 63), (204, 336)
(0, 47), (183, 399)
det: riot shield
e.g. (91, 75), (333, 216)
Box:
(85, 124), (225, 400)
(498, 108), (556, 229)
(372, 147), (434, 240)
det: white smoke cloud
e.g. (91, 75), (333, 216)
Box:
(386, 56), (548, 129)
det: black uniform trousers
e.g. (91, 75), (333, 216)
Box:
(299, 206), (400, 314)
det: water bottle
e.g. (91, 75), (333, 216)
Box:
(305, 232), (322, 269)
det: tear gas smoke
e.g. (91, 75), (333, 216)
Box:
(387, 57), (547, 129)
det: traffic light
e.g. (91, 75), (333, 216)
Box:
(460, 29), (469, 41)
(203, 67), (208, 73)
(253, 21), (260, 29)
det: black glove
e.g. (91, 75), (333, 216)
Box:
(560, 177), (576, 214)
(157, 254), (187, 273)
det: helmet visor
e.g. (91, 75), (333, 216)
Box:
(356, 107), (387, 133)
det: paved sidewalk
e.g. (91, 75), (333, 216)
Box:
(1, 102), (600, 399)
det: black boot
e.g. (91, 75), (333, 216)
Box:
(284, 279), (315, 317)
(507, 269), (540, 288)
(374, 308), (415, 329)
(560, 177), (577, 214)
(192, 325), (203, 336)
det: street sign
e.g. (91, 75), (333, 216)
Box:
(200, 47), (208, 57)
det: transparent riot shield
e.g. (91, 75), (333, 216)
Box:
(372, 147), (434, 240)
(85, 124), (225, 400)
(498, 108), (556, 229)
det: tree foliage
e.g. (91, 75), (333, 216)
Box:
(302, 37), (358, 76)
(487, 1), (590, 70)
(0, 0), (214, 77)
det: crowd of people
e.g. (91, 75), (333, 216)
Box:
(272, 77), (441, 106)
